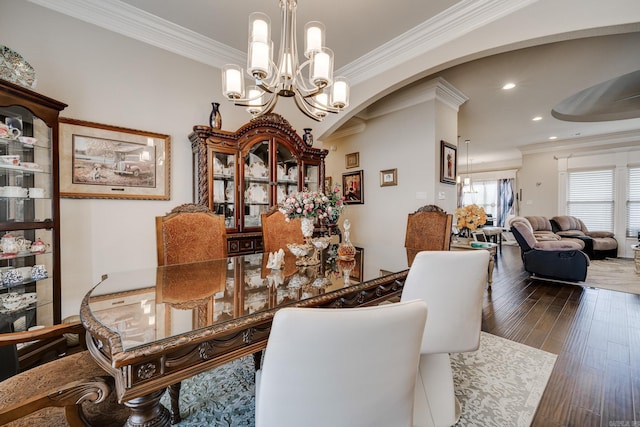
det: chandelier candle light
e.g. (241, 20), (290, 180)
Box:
(222, 0), (350, 121)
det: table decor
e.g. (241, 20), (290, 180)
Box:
(280, 188), (344, 265)
(337, 219), (356, 260)
(454, 204), (487, 238)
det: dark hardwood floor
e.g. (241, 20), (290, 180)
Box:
(484, 244), (640, 427)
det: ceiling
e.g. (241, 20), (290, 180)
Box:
(29, 0), (640, 168)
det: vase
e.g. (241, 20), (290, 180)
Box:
(209, 102), (222, 129)
(302, 128), (313, 147)
(301, 217), (315, 239)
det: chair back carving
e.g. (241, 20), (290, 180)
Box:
(156, 203), (227, 266)
(405, 206), (453, 261)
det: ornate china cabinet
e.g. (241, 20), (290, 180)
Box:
(0, 79), (66, 333)
(189, 113), (327, 255)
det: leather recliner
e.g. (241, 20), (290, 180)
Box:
(550, 215), (618, 260)
(510, 216), (589, 282)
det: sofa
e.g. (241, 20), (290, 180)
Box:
(510, 216), (589, 282)
(551, 215), (618, 259)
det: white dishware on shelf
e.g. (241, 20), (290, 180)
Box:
(288, 166), (298, 181)
(213, 181), (225, 202)
(248, 160), (267, 178)
(31, 264), (48, 280)
(213, 156), (223, 174)
(0, 155), (20, 165)
(277, 164), (286, 180)
(1, 292), (23, 310)
(18, 136), (37, 145)
(28, 187), (44, 198)
(246, 183), (267, 203)
(277, 186), (286, 203)
(225, 181), (234, 202)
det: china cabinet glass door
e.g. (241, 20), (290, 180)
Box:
(0, 105), (56, 330)
(243, 140), (270, 229)
(275, 142), (297, 204)
(212, 151), (237, 229)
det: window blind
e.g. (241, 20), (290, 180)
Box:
(567, 169), (614, 232)
(627, 167), (640, 238)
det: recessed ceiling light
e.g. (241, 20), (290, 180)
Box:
(549, 136), (557, 140)
(532, 116), (543, 121)
(502, 83), (516, 90)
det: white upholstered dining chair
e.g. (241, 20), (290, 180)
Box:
(400, 250), (489, 427)
(255, 301), (428, 427)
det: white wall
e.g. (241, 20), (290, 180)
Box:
(323, 81), (461, 248)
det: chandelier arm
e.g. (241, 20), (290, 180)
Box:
(292, 94), (323, 122)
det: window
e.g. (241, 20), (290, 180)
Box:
(628, 167), (640, 238)
(567, 169), (614, 232)
(461, 180), (497, 219)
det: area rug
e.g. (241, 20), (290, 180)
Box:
(582, 257), (640, 295)
(160, 332), (557, 427)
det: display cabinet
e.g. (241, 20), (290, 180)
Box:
(189, 114), (327, 255)
(0, 79), (66, 332)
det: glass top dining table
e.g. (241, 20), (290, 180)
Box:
(79, 243), (415, 425)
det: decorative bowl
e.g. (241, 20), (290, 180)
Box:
(287, 243), (312, 258)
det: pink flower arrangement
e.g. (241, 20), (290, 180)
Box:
(279, 187), (345, 221)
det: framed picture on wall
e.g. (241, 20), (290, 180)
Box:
(59, 118), (171, 199)
(342, 170), (364, 204)
(439, 140), (457, 185)
(345, 152), (360, 169)
(380, 168), (397, 187)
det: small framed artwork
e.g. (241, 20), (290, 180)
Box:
(345, 152), (360, 169)
(380, 168), (397, 187)
(59, 118), (171, 199)
(342, 170), (364, 204)
(440, 140), (457, 185)
(324, 176), (332, 191)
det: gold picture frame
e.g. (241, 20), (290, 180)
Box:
(59, 118), (171, 199)
(324, 176), (332, 191)
(345, 152), (360, 169)
(380, 168), (397, 187)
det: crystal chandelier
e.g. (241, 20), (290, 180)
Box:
(221, 0), (350, 121)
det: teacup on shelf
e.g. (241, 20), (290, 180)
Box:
(31, 264), (48, 280)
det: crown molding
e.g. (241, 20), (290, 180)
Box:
(27, 0), (245, 68)
(28, 0), (534, 82)
(339, 0), (538, 85)
(357, 77), (468, 121)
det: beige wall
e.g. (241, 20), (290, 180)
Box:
(517, 152), (559, 218)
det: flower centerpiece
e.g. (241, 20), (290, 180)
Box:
(279, 188), (332, 238)
(454, 204), (487, 238)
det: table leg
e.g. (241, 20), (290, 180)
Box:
(487, 257), (494, 288)
(124, 388), (172, 427)
(168, 382), (182, 424)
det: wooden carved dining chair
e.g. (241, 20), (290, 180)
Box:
(261, 207), (305, 277)
(261, 207), (304, 252)
(155, 203), (228, 423)
(404, 205), (453, 265)
(0, 322), (129, 427)
(156, 203), (228, 266)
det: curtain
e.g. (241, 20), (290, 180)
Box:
(498, 179), (514, 227)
